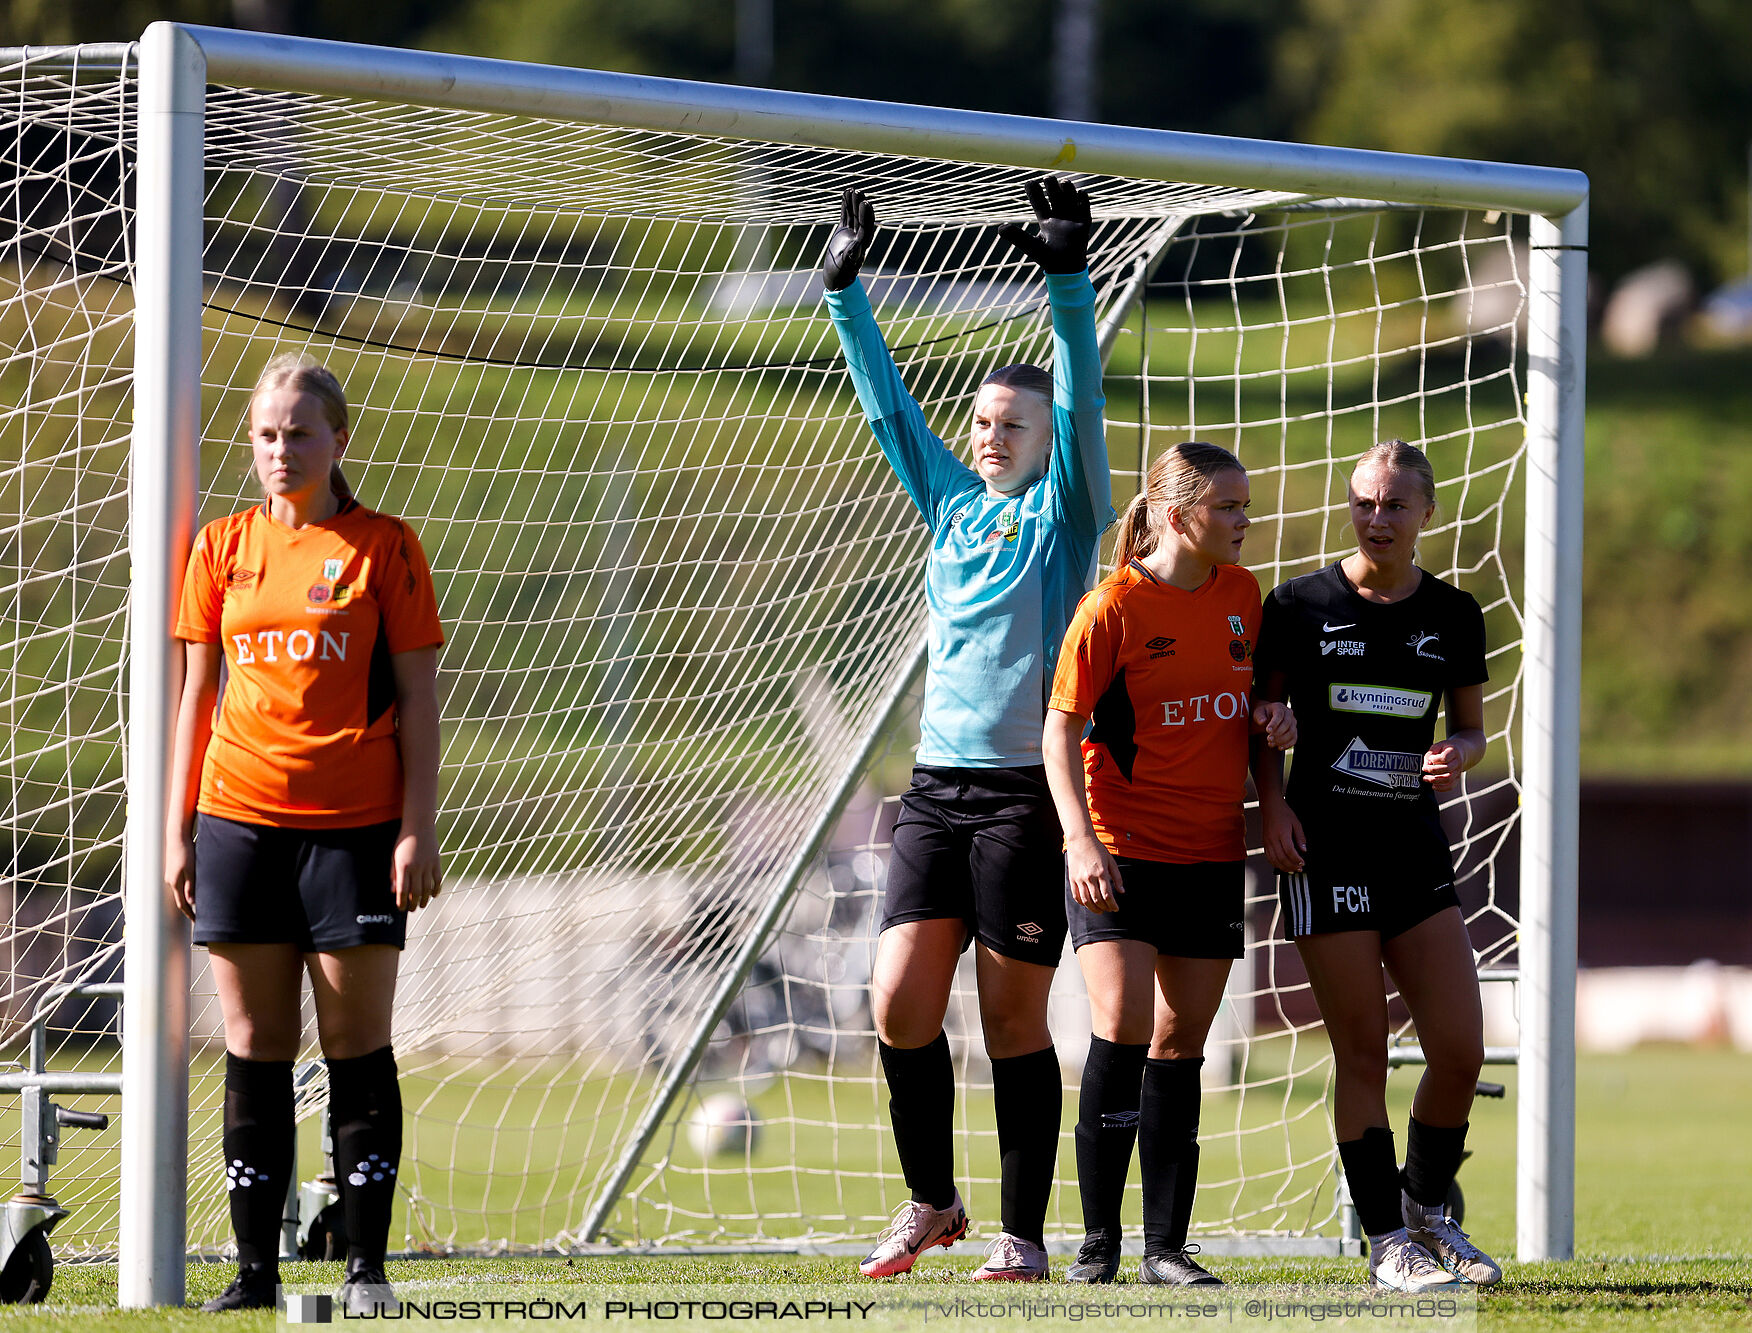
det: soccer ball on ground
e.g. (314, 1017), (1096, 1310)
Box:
(687, 1093), (760, 1158)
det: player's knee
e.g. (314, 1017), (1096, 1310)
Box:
(1425, 1033), (1485, 1084)
(872, 992), (935, 1049)
(979, 1009), (1049, 1059)
(226, 1018), (300, 1063)
(1331, 1034), (1389, 1088)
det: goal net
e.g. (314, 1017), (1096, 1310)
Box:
(1, 34), (1561, 1263)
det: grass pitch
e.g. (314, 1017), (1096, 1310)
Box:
(10, 1047), (1750, 1329)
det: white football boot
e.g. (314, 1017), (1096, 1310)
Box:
(1404, 1196), (1503, 1286)
(1369, 1228), (1468, 1293)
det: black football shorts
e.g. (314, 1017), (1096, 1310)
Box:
(881, 765), (1067, 965)
(193, 813), (406, 951)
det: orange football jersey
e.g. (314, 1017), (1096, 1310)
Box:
(1049, 560), (1261, 863)
(176, 499), (444, 829)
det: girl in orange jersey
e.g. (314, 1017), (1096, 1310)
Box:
(1043, 442), (1293, 1285)
(166, 355), (443, 1315)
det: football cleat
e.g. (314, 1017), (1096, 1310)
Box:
(1064, 1231), (1121, 1284)
(1404, 1199), (1503, 1286)
(1369, 1229), (1467, 1293)
(858, 1192), (969, 1278)
(336, 1263), (401, 1316)
(969, 1232), (1049, 1282)
(200, 1264), (278, 1312)
(1139, 1245), (1223, 1286)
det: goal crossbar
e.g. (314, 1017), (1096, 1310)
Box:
(85, 20), (1585, 1303)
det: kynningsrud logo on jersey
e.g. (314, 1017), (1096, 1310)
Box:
(1329, 684), (1432, 718)
(1331, 737), (1422, 790)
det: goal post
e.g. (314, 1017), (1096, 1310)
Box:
(0, 24), (1583, 1306)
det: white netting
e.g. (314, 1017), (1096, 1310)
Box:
(1, 47), (1524, 1258)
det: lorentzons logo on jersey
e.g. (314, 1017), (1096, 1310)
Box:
(1330, 684), (1433, 718)
(1331, 737), (1422, 790)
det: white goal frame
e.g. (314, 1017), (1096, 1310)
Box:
(107, 20), (1584, 1306)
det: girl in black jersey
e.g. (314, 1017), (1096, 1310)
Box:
(1254, 440), (1501, 1294)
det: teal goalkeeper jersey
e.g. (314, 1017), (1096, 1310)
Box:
(825, 270), (1114, 767)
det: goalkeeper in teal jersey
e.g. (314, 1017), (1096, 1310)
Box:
(823, 178), (1113, 1282)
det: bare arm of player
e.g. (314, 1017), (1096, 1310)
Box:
(391, 646), (443, 911)
(1043, 707), (1125, 912)
(1423, 682), (1487, 793)
(165, 641), (222, 921)
(1251, 669), (1306, 873)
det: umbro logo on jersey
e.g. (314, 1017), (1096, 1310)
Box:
(1322, 621), (1357, 632)
(226, 569), (258, 588)
(1147, 636), (1177, 659)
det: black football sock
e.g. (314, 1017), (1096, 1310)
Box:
(1337, 1126), (1403, 1238)
(1402, 1116), (1469, 1210)
(878, 1033), (957, 1211)
(991, 1045), (1061, 1248)
(1140, 1055), (1204, 1253)
(221, 1053), (294, 1272)
(1074, 1035), (1147, 1238)
(326, 1045), (402, 1270)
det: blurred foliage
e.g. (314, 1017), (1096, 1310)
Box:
(1278, 0), (1752, 287)
(14, 0), (1748, 284)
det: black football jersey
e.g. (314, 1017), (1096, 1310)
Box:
(1256, 563), (1487, 834)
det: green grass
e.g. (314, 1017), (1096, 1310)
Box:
(11, 1048), (1749, 1327)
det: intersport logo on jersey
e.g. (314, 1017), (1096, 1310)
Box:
(1329, 684), (1431, 718)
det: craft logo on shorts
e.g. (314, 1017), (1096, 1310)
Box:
(1330, 683), (1432, 718)
(1147, 636), (1176, 659)
(1228, 615), (1246, 636)
(357, 914), (396, 926)
(1331, 736), (1422, 790)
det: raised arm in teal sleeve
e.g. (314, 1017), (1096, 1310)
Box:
(825, 278), (977, 531)
(1043, 270), (1113, 539)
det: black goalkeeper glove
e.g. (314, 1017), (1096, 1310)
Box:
(822, 186), (876, 292)
(996, 175), (1092, 276)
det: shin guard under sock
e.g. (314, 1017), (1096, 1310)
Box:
(877, 1033), (956, 1210)
(1140, 1055), (1204, 1254)
(1402, 1116), (1468, 1210)
(222, 1053), (294, 1271)
(1337, 1126), (1403, 1238)
(326, 1045), (402, 1269)
(991, 1046), (1061, 1248)
(1074, 1035), (1147, 1237)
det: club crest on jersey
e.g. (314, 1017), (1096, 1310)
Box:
(1228, 615), (1245, 636)
(1229, 638), (1251, 664)
(1407, 630), (1445, 661)
(323, 558), (344, 581)
(308, 584), (331, 604)
(1331, 737), (1422, 790)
